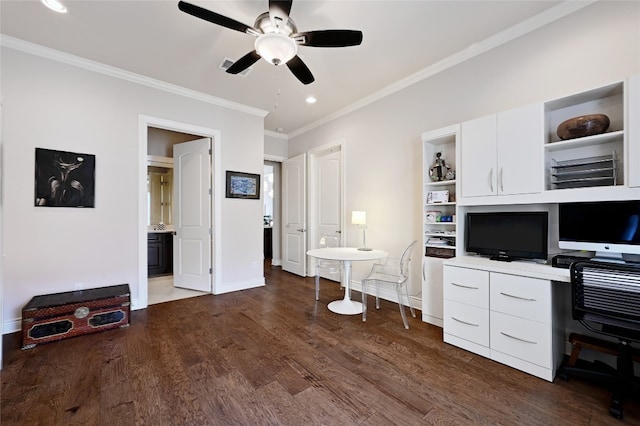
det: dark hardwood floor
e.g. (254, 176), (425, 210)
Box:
(2, 261), (639, 425)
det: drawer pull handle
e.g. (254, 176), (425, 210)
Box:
(451, 282), (479, 290)
(499, 292), (536, 302)
(500, 332), (537, 344)
(451, 316), (479, 327)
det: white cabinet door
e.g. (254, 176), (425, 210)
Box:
(461, 105), (544, 199)
(497, 103), (543, 195)
(628, 74), (640, 188)
(422, 257), (444, 325)
(460, 114), (497, 198)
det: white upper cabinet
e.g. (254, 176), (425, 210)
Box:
(460, 114), (497, 198)
(460, 103), (543, 199)
(628, 74), (639, 188)
(497, 103), (544, 196)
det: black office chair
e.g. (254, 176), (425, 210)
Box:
(558, 260), (640, 419)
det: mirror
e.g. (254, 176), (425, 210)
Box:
(147, 157), (173, 227)
(263, 163), (274, 227)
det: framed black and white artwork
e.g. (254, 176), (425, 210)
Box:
(34, 148), (96, 207)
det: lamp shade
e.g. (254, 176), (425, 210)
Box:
(351, 211), (366, 225)
(255, 33), (298, 66)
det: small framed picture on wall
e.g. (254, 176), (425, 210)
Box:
(225, 170), (260, 199)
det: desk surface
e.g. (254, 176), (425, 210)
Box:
(307, 247), (388, 261)
(443, 255), (571, 283)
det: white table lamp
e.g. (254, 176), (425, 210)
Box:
(352, 211), (372, 251)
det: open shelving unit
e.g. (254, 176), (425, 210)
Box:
(544, 81), (625, 191)
(421, 124), (460, 327)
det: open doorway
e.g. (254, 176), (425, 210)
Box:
(263, 163), (274, 261)
(138, 115), (222, 309)
(147, 127), (210, 305)
(263, 160), (282, 268)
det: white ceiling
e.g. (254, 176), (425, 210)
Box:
(2, 0), (585, 136)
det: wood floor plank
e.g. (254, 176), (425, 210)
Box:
(2, 261), (639, 425)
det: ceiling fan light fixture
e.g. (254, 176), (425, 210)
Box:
(41, 0), (67, 13)
(255, 33), (298, 66)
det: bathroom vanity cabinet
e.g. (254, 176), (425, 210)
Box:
(148, 232), (173, 276)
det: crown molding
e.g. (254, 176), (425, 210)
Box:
(288, 0), (596, 139)
(0, 35), (268, 119)
(264, 129), (289, 140)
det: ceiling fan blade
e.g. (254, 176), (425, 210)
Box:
(295, 30), (363, 47)
(226, 51), (261, 74)
(178, 1), (257, 35)
(269, 0), (293, 24)
(286, 56), (314, 85)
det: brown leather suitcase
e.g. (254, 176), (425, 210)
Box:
(21, 284), (130, 349)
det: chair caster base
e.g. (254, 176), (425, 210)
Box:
(609, 403), (623, 420)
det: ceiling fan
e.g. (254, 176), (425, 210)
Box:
(178, 0), (363, 85)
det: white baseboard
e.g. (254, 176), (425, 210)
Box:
(215, 278), (265, 295)
(3, 318), (21, 335)
(422, 314), (443, 327)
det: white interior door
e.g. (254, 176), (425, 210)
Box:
(314, 148), (343, 280)
(282, 153), (307, 276)
(173, 138), (212, 292)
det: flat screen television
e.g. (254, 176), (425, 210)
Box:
(466, 211), (548, 262)
(558, 200), (640, 260)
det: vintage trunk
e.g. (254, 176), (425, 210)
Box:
(21, 284), (130, 349)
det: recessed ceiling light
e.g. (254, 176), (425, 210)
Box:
(306, 96), (317, 104)
(42, 0), (67, 13)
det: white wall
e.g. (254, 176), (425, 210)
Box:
(264, 132), (288, 160)
(288, 1), (640, 291)
(1, 46), (266, 332)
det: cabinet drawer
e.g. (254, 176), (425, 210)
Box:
(443, 266), (489, 308)
(444, 300), (489, 347)
(490, 274), (551, 323)
(491, 311), (551, 368)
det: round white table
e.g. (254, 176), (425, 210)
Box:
(307, 247), (388, 315)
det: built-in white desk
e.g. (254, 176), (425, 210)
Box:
(442, 256), (570, 381)
(444, 256), (571, 283)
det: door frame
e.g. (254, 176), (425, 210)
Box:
(138, 115), (221, 309)
(264, 158), (283, 266)
(308, 140), (346, 277)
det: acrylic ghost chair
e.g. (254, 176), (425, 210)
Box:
(361, 241), (418, 329)
(315, 234), (344, 301)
